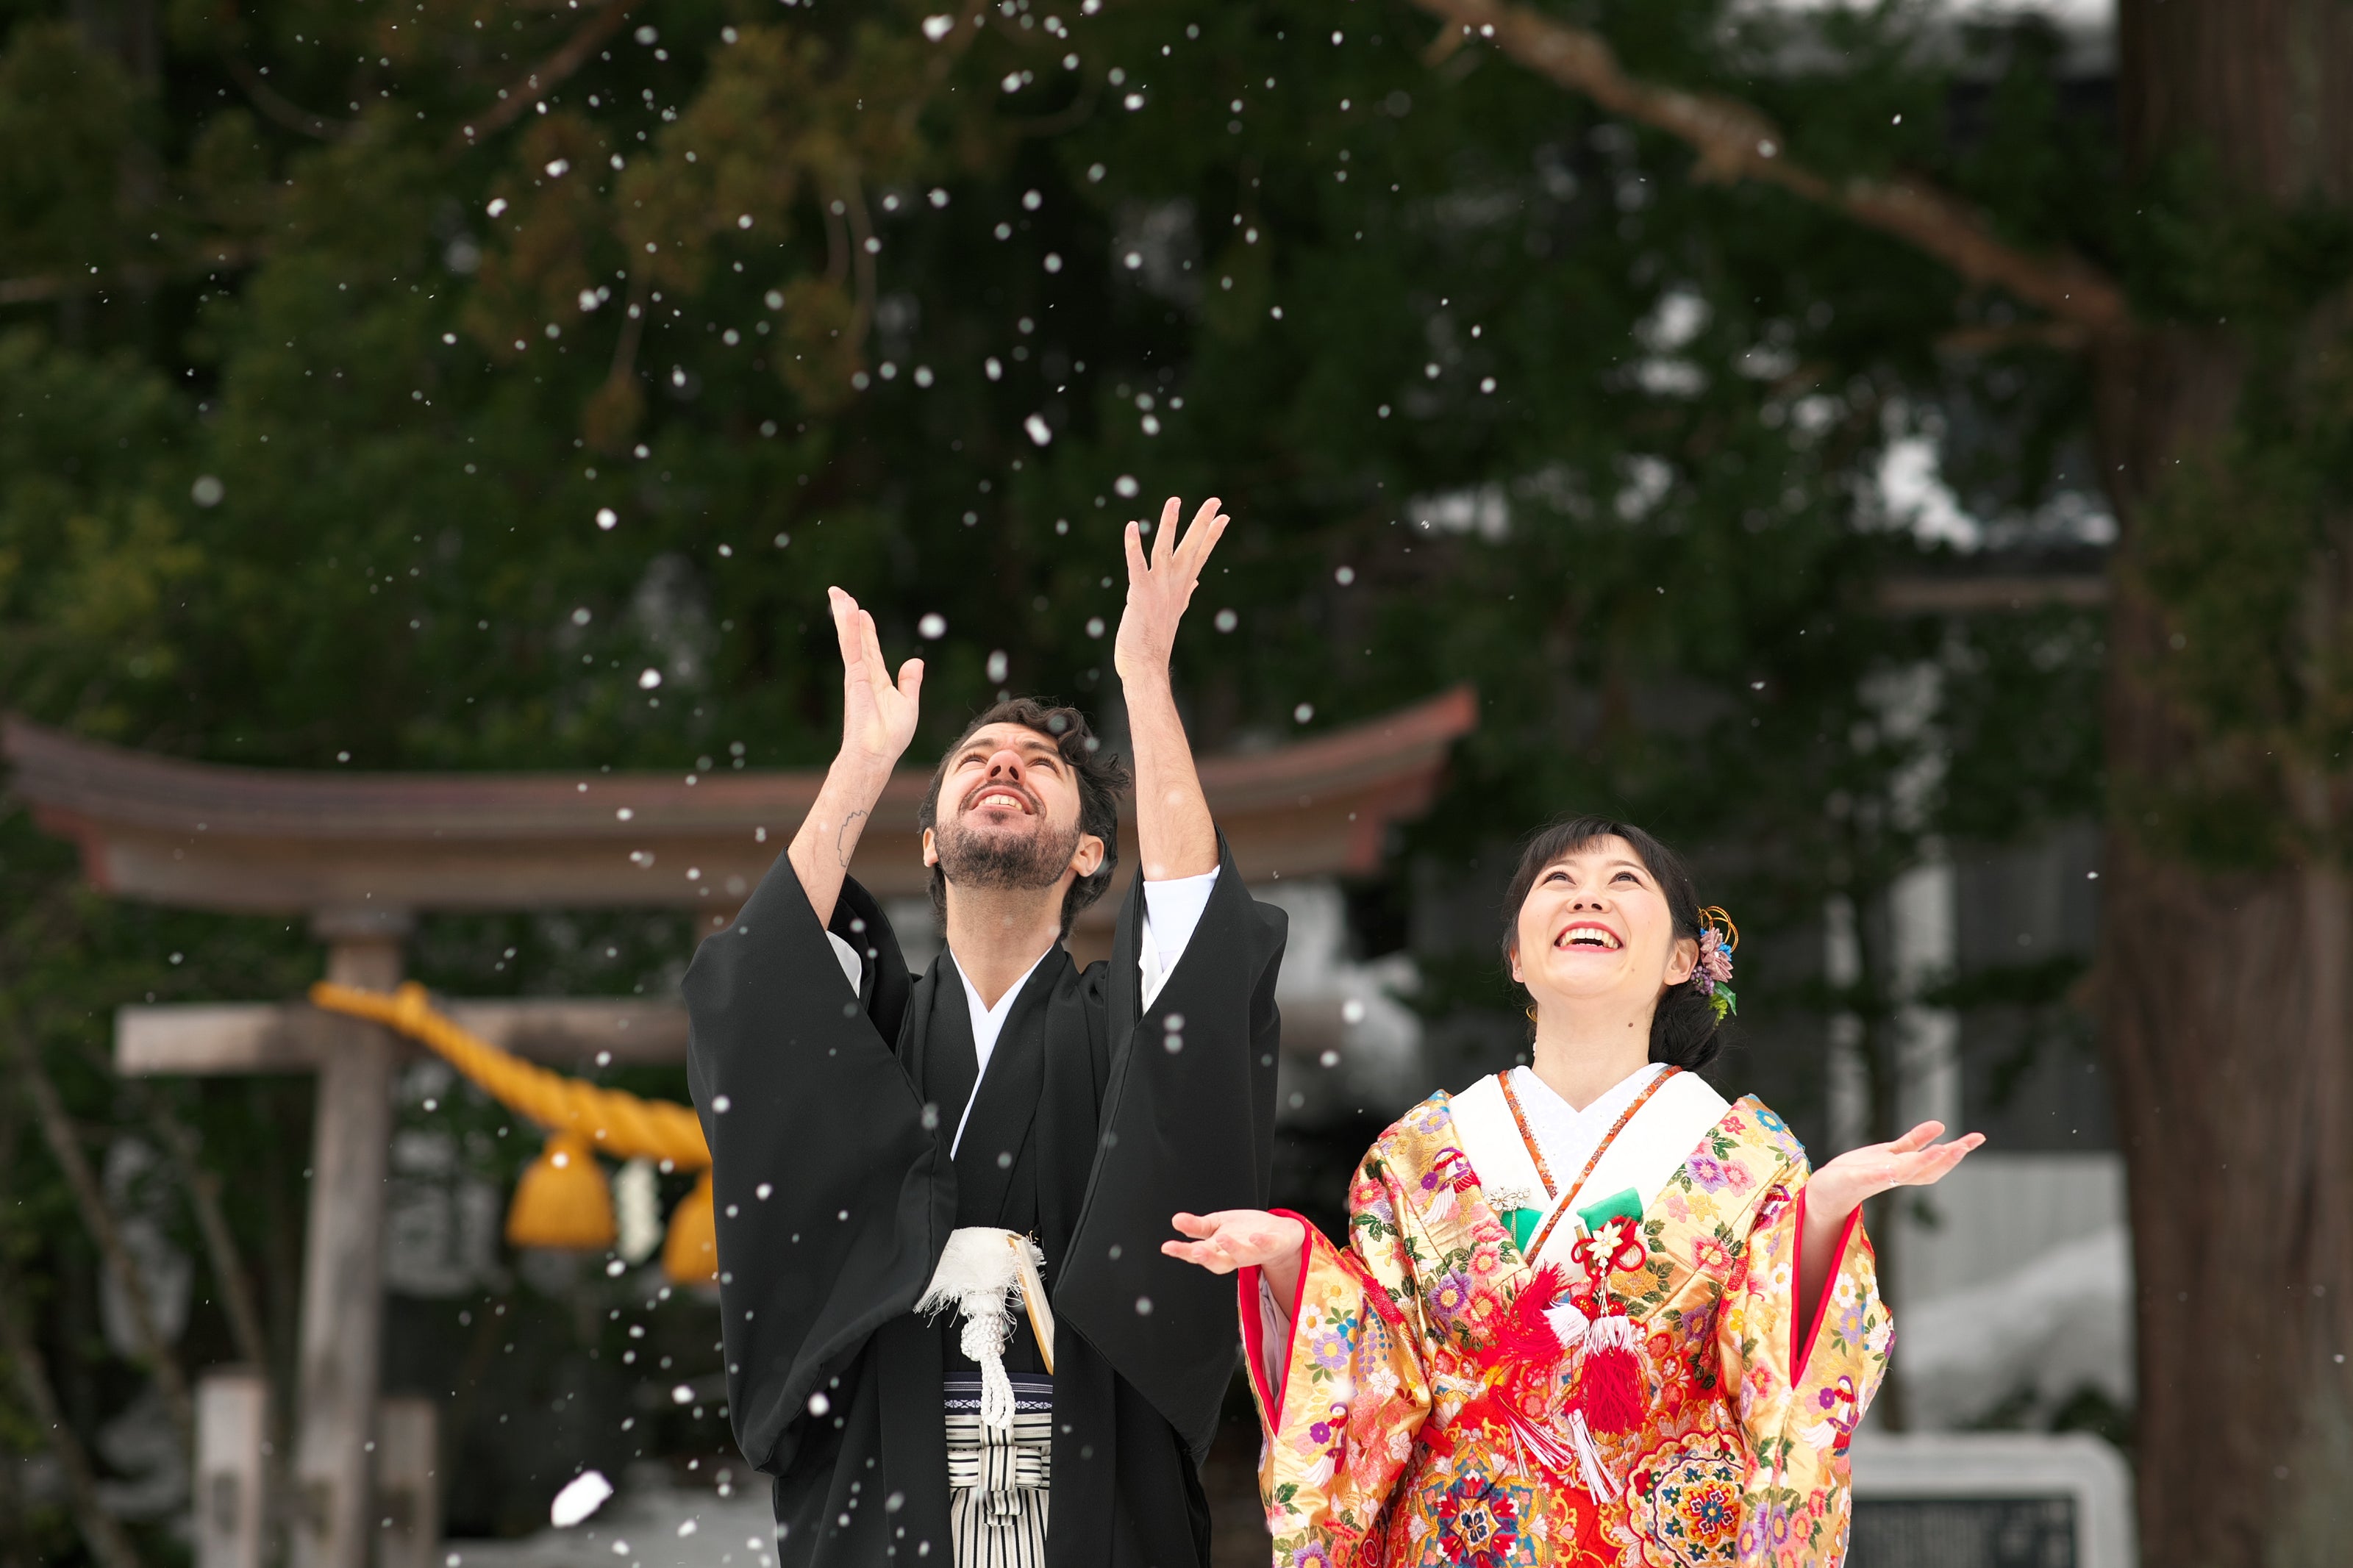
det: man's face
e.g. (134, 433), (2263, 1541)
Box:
(923, 723), (1104, 895)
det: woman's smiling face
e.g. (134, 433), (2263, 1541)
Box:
(1509, 834), (1697, 1015)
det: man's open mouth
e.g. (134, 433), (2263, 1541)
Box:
(963, 784), (1037, 816)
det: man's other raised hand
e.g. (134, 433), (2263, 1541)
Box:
(1114, 495), (1229, 687)
(1113, 498), (1227, 881)
(788, 588), (921, 925)
(829, 585), (923, 771)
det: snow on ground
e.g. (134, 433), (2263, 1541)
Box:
(445, 1465), (776, 1568)
(1899, 1224), (2135, 1430)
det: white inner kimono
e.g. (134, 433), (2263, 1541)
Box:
(1449, 1062), (1731, 1268)
(827, 869), (1218, 1156)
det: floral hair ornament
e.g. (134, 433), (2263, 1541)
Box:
(1691, 906), (1739, 1023)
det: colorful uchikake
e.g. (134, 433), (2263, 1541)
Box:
(1692, 906), (1739, 1023)
(1247, 1089), (1890, 1567)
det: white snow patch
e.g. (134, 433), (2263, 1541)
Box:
(549, 1470), (614, 1528)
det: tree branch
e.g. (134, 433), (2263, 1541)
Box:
(1, 1026), (196, 1453)
(456, 0), (647, 148)
(1935, 320), (2095, 356)
(204, 0), (351, 140)
(220, 53), (350, 140)
(109, 1068), (270, 1373)
(0, 1272), (147, 1568)
(840, 170), (879, 356)
(1407, 0), (2134, 340)
(0, 240), (257, 307)
(1010, 82), (1100, 139)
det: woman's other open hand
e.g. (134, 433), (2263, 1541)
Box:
(1163, 1209), (1304, 1275)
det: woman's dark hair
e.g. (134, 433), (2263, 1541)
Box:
(1499, 815), (1726, 1071)
(918, 698), (1131, 938)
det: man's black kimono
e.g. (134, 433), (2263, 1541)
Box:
(683, 840), (1285, 1567)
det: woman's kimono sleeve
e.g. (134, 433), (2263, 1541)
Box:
(1238, 1150), (1433, 1565)
(1717, 1164), (1893, 1567)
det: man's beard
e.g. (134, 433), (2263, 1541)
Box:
(935, 812), (1082, 893)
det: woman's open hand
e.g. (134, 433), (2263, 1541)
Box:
(1163, 1209), (1304, 1275)
(1797, 1120), (1982, 1336)
(1810, 1120), (1983, 1216)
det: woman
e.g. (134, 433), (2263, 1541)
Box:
(1164, 817), (1980, 1567)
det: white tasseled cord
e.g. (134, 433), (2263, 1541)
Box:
(1567, 1408), (1621, 1500)
(917, 1227), (1030, 1432)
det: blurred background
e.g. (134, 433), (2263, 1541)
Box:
(1, 0), (2340, 1564)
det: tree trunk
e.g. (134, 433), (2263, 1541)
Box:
(2094, 818), (2353, 1562)
(2102, 7), (2353, 1560)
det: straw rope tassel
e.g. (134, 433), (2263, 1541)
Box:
(661, 1170), (718, 1284)
(310, 981), (717, 1281)
(505, 1131), (617, 1250)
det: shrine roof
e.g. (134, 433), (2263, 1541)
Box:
(6, 687), (1476, 920)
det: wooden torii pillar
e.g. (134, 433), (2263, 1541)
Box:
(2, 687), (1475, 1568)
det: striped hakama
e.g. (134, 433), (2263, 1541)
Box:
(944, 1374), (1052, 1568)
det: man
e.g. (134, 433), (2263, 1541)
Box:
(686, 496), (1286, 1567)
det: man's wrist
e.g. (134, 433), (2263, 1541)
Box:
(1118, 660), (1175, 701)
(828, 748), (899, 797)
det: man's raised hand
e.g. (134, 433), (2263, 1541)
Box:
(790, 589), (921, 923)
(1113, 498), (1226, 880)
(830, 586), (922, 769)
(1114, 495), (1229, 687)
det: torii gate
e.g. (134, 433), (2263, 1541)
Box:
(3, 687), (1475, 1568)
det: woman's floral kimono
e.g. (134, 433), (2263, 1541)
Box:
(1240, 1068), (1888, 1568)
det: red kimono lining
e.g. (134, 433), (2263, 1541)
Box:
(1238, 1208), (1318, 1425)
(1791, 1187), (1865, 1383)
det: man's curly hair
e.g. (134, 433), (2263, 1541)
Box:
(918, 698), (1132, 938)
